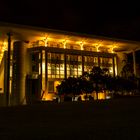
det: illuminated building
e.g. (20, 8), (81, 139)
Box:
(0, 22), (140, 106)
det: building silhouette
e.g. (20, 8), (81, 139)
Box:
(0, 22), (140, 106)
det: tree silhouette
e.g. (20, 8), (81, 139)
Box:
(121, 60), (134, 78)
(80, 75), (94, 100)
(56, 77), (82, 101)
(88, 66), (105, 99)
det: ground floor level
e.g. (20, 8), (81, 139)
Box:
(0, 41), (133, 106)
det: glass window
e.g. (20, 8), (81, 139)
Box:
(108, 58), (113, 64)
(60, 75), (64, 78)
(48, 69), (51, 74)
(78, 71), (82, 75)
(84, 56), (87, 62)
(61, 54), (64, 60)
(94, 57), (98, 63)
(60, 71), (64, 74)
(48, 75), (51, 78)
(78, 56), (81, 62)
(48, 53), (51, 59)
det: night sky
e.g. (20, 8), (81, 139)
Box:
(0, 0), (140, 41)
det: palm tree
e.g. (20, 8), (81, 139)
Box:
(121, 60), (134, 78)
(120, 59), (138, 95)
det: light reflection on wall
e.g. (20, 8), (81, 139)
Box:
(92, 92), (106, 100)
(42, 51), (45, 91)
(42, 80), (60, 101)
(114, 57), (117, 76)
(0, 42), (7, 64)
(42, 91), (55, 101)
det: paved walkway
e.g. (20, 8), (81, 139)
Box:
(0, 99), (140, 139)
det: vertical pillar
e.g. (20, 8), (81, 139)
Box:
(41, 50), (46, 91)
(82, 55), (84, 75)
(40, 51), (42, 90)
(64, 53), (67, 79)
(12, 41), (27, 105)
(133, 51), (136, 76)
(98, 56), (100, 67)
(112, 57), (115, 77)
(6, 32), (12, 106)
(45, 50), (48, 94)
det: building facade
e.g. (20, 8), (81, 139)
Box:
(0, 22), (140, 106)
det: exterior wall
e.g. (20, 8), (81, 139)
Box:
(27, 47), (117, 101)
(31, 48), (115, 98)
(4, 52), (8, 106)
(0, 54), (5, 106)
(0, 58), (4, 94)
(0, 51), (10, 106)
(26, 50), (32, 75)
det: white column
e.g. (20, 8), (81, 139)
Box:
(12, 41), (27, 105)
(133, 51), (136, 75)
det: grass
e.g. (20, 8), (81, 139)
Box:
(0, 98), (140, 139)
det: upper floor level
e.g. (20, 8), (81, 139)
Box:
(0, 22), (140, 64)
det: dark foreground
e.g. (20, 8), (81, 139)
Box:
(0, 98), (140, 140)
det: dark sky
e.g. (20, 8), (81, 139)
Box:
(0, 0), (140, 41)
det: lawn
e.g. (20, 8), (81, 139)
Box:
(0, 98), (140, 139)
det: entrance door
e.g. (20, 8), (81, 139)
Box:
(26, 75), (41, 104)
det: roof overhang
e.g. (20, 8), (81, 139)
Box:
(0, 22), (140, 53)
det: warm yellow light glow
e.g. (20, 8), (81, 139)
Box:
(2, 42), (7, 51)
(80, 94), (86, 101)
(42, 92), (54, 101)
(0, 42), (8, 64)
(109, 68), (113, 73)
(98, 92), (106, 100)
(3, 42), (7, 46)
(42, 62), (45, 73)
(60, 64), (64, 70)
(80, 92), (106, 101)
(96, 45), (100, 52)
(110, 45), (116, 53)
(54, 81), (61, 92)
(78, 65), (82, 70)
(41, 90), (58, 101)
(79, 42), (84, 50)
(44, 37), (48, 47)
(62, 40), (67, 49)
(94, 43), (101, 52)
(114, 57), (117, 76)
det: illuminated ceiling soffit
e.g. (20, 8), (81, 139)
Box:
(0, 25), (140, 52)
